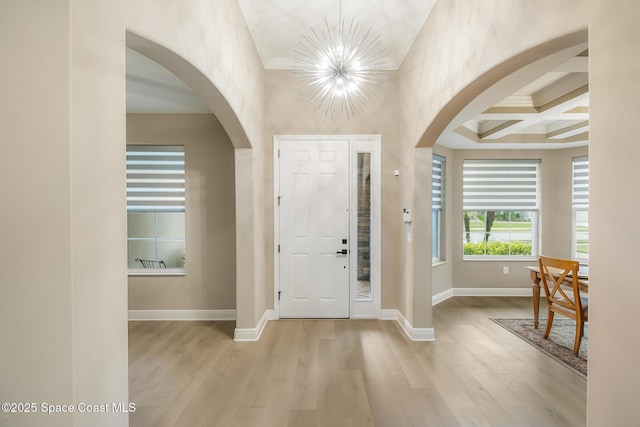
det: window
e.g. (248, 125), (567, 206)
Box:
(463, 159), (540, 258)
(572, 156), (589, 262)
(126, 145), (186, 271)
(356, 152), (372, 300)
(432, 154), (445, 262)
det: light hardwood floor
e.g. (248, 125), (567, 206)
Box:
(129, 297), (587, 427)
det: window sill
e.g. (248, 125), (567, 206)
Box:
(128, 268), (186, 277)
(432, 261), (446, 267)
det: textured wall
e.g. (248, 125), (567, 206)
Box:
(127, 114), (237, 311)
(0, 1), (128, 426)
(588, 0), (640, 423)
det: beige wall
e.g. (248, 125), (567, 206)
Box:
(399, 0), (588, 148)
(0, 1), (128, 426)
(449, 147), (588, 289)
(263, 70), (404, 312)
(71, 2), (129, 425)
(588, 0), (640, 423)
(126, 0), (264, 149)
(126, 0), (267, 329)
(127, 114), (236, 310)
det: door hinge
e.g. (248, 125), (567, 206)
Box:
(278, 196), (281, 206)
(278, 149), (280, 158)
(278, 244), (280, 253)
(278, 290), (282, 300)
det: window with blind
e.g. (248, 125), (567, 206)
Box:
(572, 156), (589, 262)
(462, 159), (540, 258)
(126, 145), (186, 271)
(432, 154), (445, 262)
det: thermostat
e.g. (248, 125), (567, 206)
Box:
(403, 208), (412, 223)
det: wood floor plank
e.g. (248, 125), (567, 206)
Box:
(258, 321), (303, 427)
(290, 320), (321, 410)
(129, 297), (587, 427)
(287, 409), (317, 427)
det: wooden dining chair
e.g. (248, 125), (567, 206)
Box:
(538, 255), (588, 355)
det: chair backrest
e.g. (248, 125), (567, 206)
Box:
(538, 255), (582, 314)
(135, 258), (167, 268)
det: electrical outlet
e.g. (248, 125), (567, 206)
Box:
(502, 266), (509, 275)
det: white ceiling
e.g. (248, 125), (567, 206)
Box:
(126, 48), (209, 114)
(237, 0), (436, 69)
(126, 2), (589, 150)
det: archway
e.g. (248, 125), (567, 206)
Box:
(417, 29), (588, 148)
(125, 32), (259, 336)
(126, 31), (252, 149)
(408, 29), (589, 337)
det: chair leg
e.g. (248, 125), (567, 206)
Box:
(573, 320), (583, 355)
(544, 311), (554, 339)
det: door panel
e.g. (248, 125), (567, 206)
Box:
(279, 139), (349, 318)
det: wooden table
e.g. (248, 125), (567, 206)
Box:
(526, 266), (589, 329)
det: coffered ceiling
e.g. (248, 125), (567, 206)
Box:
(443, 50), (589, 150)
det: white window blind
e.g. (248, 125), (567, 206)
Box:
(463, 159), (540, 210)
(572, 156), (589, 207)
(126, 146), (185, 212)
(432, 154), (445, 210)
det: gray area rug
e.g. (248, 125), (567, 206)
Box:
(491, 318), (587, 377)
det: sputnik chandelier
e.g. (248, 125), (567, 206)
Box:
(293, 0), (390, 119)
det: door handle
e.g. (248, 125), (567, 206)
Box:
(336, 249), (348, 255)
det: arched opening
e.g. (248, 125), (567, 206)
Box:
(126, 31), (252, 150)
(125, 32), (248, 333)
(418, 29), (589, 148)
(409, 29), (589, 337)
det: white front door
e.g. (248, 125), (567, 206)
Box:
(278, 138), (350, 318)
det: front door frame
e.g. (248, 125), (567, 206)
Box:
(273, 135), (381, 319)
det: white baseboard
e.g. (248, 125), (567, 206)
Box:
(234, 309), (276, 342)
(432, 287), (536, 306)
(379, 309), (435, 341)
(432, 289), (454, 306)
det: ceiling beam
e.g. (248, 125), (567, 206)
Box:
(532, 74), (588, 106)
(479, 120), (528, 140)
(537, 85), (589, 113)
(547, 120), (590, 139)
(479, 131), (589, 144)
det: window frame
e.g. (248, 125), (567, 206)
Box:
(432, 154), (445, 264)
(571, 156), (589, 263)
(126, 145), (186, 275)
(462, 159), (541, 260)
